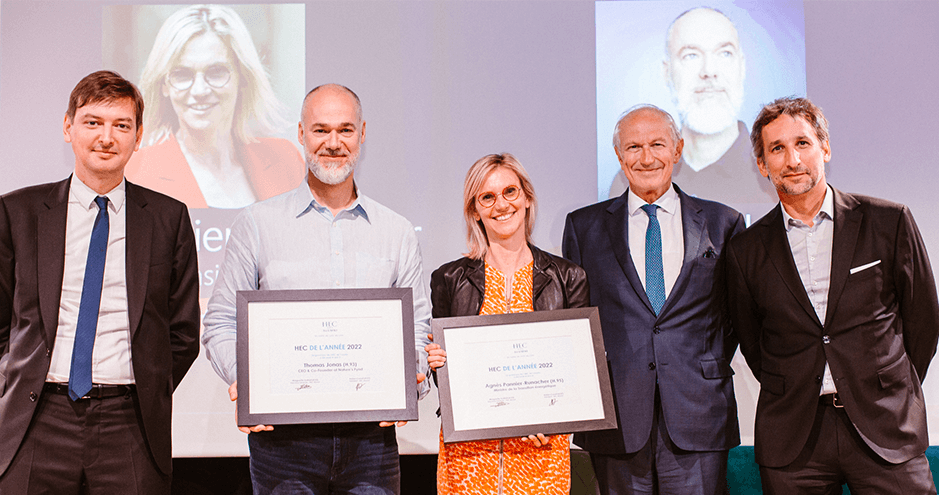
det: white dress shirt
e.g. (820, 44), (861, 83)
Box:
(627, 185), (684, 299)
(781, 185), (837, 395)
(47, 175), (133, 384)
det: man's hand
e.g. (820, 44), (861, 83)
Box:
(229, 381), (274, 434)
(379, 373), (426, 427)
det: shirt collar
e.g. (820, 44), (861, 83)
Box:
(782, 184), (833, 230)
(627, 184), (679, 217)
(295, 180), (369, 222)
(69, 174), (126, 214)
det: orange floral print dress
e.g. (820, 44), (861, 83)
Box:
(437, 261), (571, 494)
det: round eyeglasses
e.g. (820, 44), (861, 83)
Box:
(477, 185), (521, 208)
(167, 65), (232, 91)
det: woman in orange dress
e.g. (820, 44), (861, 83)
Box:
(426, 153), (590, 494)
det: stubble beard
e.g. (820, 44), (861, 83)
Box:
(770, 167), (819, 196)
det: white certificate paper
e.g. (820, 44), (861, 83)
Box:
(434, 308), (617, 442)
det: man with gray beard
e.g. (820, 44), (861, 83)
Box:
(665, 7), (775, 205)
(202, 84), (432, 494)
(610, 7), (775, 204)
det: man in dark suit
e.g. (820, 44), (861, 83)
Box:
(563, 104), (744, 494)
(0, 70), (201, 494)
(726, 96), (939, 493)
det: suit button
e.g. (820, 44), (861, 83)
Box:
(815, 375), (822, 383)
(822, 335), (831, 344)
(46, 348), (51, 357)
(29, 392), (38, 402)
(648, 363), (656, 370)
(653, 326), (661, 334)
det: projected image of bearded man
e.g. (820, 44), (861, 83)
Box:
(665, 7), (744, 170)
(644, 6), (777, 205)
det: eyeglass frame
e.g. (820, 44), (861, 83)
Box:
(166, 64), (234, 91)
(476, 185), (522, 208)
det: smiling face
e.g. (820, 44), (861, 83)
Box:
(757, 114), (830, 200)
(64, 98), (142, 193)
(615, 108), (683, 203)
(665, 8), (745, 135)
(164, 32), (239, 137)
(473, 167), (531, 245)
(299, 86), (365, 186)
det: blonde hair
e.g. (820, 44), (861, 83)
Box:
(463, 153), (538, 260)
(139, 4), (289, 146)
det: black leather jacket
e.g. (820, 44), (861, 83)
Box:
(430, 244), (590, 318)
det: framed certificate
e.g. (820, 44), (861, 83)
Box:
(236, 288), (418, 426)
(432, 307), (617, 443)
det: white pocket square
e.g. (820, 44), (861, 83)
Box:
(850, 260), (881, 275)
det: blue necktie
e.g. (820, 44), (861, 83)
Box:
(641, 204), (665, 315)
(68, 196), (109, 401)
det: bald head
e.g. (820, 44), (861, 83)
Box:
(301, 84), (363, 124)
(664, 7), (745, 136)
(666, 8), (740, 58)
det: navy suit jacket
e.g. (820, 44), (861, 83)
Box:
(726, 187), (939, 467)
(563, 184), (744, 454)
(0, 177), (201, 475)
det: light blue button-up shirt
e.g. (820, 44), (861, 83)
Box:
(782, 185), (836, 395)
(202, 181), (431, 397)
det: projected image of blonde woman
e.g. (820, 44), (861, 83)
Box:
(126, 4), (303, 209)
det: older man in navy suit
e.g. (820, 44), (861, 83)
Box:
(563, 104), (744, 494)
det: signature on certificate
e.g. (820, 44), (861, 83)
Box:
(296, 384), (311, 391)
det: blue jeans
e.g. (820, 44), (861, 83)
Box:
(248, 422), (400, 495)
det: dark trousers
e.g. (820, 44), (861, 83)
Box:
(591, 391), (729, 494)
(0, 388), (168, 494)
(248, 422), (400, 495)
(760, 399), (936, 495)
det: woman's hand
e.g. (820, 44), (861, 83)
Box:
(520, 433), (550, 447)
(425, 333), (447, 370)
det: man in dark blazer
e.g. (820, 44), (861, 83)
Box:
(726, 96), (939, 493)
(0, 71), (200, 494)
(563, 105), (744, 494)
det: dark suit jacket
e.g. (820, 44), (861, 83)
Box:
(430, 244), (590, 318)
(0, 177), (201, 475)
(563, 184), (745, 454)
(726, 186), (939, 467)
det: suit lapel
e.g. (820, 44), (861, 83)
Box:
(125, 183), (152, 339)
(824, 188), (861, 328)
(605, 193), (655, 314)
(660, 188), (703, 316)
(37, 179), (70, 347)
(759, 205), (821, 325)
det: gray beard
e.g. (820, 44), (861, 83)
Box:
(675, 88), (744, 135)
(306, 153), (357, 185)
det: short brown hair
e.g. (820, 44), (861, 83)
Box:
(463, 153), (538, 260)
(751, 96), (829, 163)
(66, 70), (144, 129)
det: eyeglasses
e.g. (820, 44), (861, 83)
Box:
(476, 185), (521, 208)
(167, 65), (232, 91)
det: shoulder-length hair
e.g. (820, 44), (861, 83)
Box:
(463, 153), (538, 260)
(139, 4), (288, 146)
